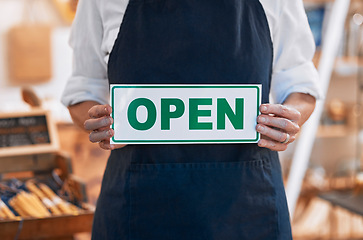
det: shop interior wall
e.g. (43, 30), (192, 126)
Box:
(0, 0), (72, 122)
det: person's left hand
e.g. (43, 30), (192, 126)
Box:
(256, 103), (301, 151)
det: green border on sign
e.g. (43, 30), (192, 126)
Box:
(111, 85), (260, 144)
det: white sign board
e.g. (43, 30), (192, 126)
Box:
(110, 84), (261, 144)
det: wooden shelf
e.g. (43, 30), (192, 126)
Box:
(316, 124), (354, 138)
(313, 52), (363, 71)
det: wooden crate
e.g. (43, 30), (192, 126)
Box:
(0, 152), (94, 240)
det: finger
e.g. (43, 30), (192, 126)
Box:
(88, 104), (112, 119)
(99, 140), (127, 150)
(260, 132), (296, 144)
(99, 140), (111, 150)
(259, 128), (296, 146)
(256, 124), (296, 144)
(98, 140), (114, 150)
(111, 144), (127, 150)
(89, 129), (114, 143)
(258, 139), (288, 152)
(84, 116), (113, 132)
(257, 115), (300, 135)
(260, 104), (301, 122)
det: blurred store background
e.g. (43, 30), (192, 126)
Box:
(0, 0), (362, 239)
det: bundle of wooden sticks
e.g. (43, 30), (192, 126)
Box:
(0, 180), (81, 220)
(0, 199), (17, 220)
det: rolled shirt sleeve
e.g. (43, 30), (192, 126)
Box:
(270, 0), (323, 104)
(61, 0), (109, 106)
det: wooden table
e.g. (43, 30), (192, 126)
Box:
(319, 191), (363, 216)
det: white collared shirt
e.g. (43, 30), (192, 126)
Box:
(61, 0), (322, 106)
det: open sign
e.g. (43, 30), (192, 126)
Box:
(110, 84), (261, 144)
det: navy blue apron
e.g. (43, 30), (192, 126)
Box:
(92, 0), (292, 239)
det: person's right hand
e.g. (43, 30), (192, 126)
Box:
(84, 104), (126, 150)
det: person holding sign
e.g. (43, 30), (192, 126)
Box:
(62, 0), (321, 239)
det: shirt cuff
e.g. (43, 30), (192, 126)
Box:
(271, 61), (323, 104)
(61, 76), (109, 106)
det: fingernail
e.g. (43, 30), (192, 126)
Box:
(258, 140), (265, 147)
(107, 130), (113, 136)
(257, 125), (264, 132)
(259, 117), (266, 123)
(261, 105), (267, 112)
(109, 117), (113, 124)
